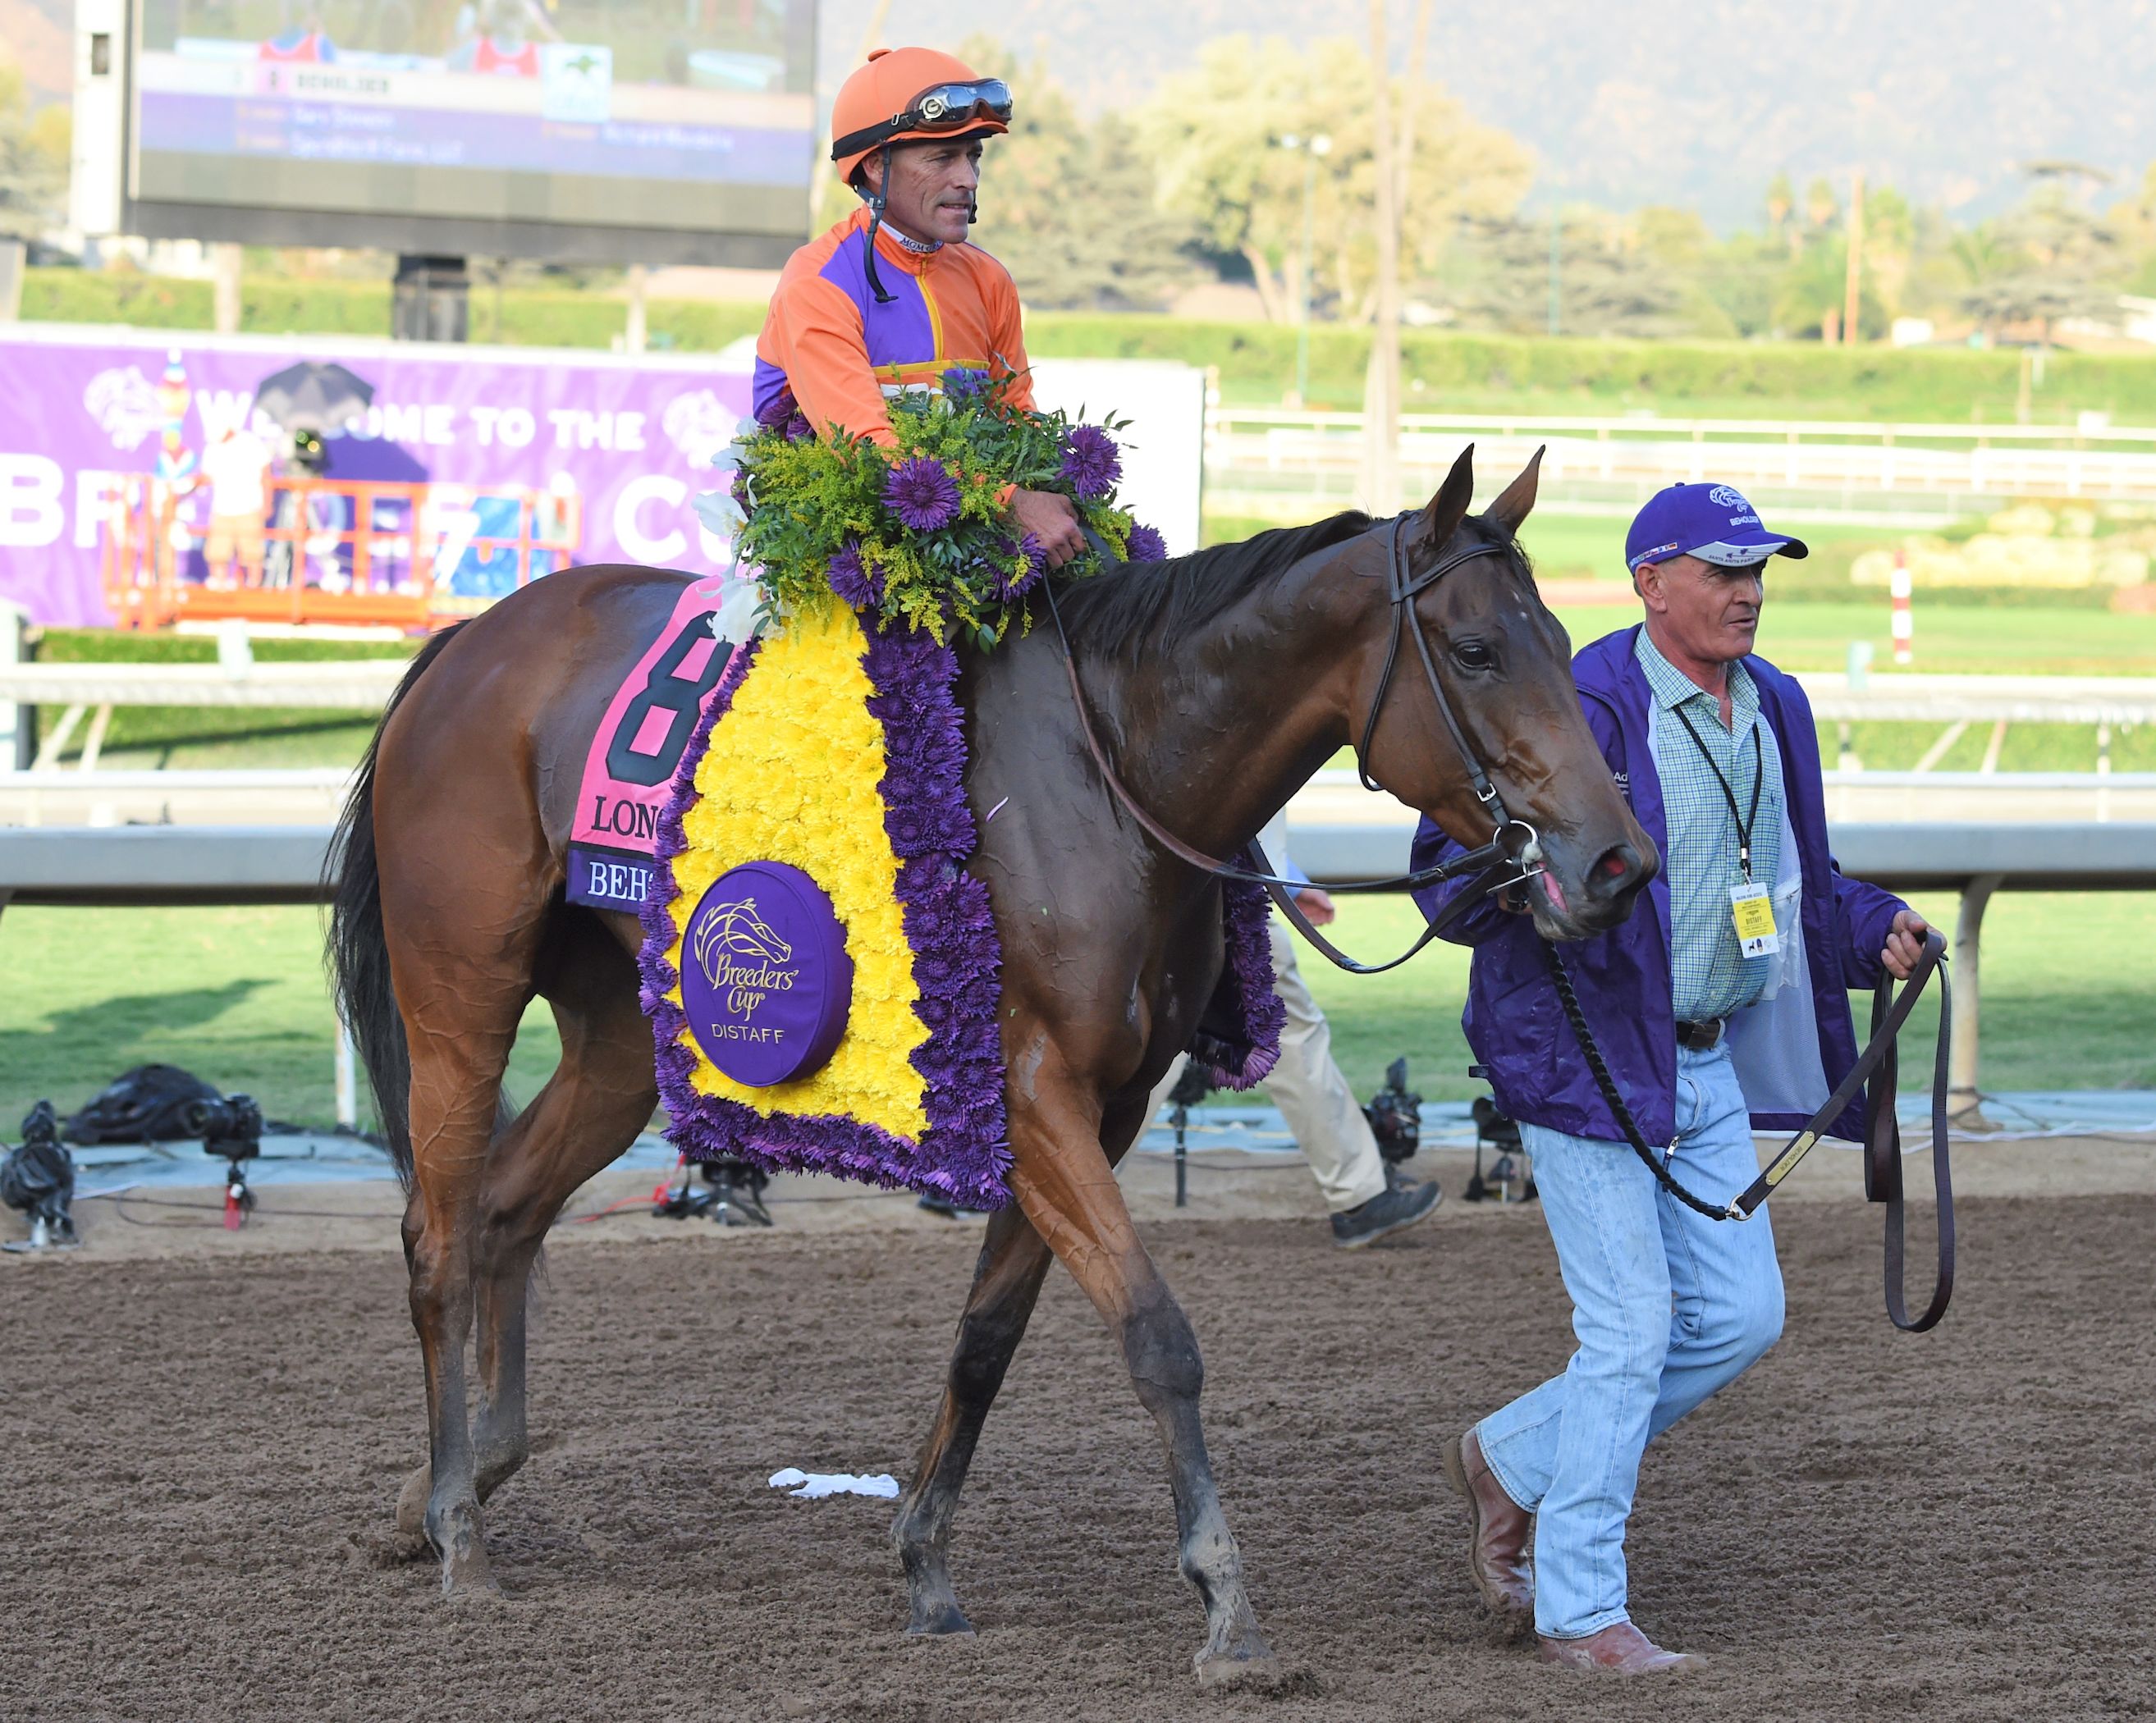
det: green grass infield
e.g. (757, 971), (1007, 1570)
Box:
(0, 893), (2145, 1137)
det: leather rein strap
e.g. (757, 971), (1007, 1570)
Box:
(1549, 930), (1955, 1332)
(1039, 517), (1536, 974)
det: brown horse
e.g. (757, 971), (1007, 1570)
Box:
(328, 446), (1652, 1689)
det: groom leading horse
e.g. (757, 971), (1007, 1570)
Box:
(331, 48), (1658, 1689)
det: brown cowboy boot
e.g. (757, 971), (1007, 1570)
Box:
(1439, 1427), (1533, 1620)
(1537, 1621), (1704, 1675)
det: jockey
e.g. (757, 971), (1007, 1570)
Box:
(753, 47), (1085, 566)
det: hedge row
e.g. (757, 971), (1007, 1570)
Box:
(17, 268), (762, 354)
(24, 267), (2156, 422)
(1023, 315), (2156, 421)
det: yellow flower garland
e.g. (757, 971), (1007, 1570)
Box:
(655, 604), (930, 1141)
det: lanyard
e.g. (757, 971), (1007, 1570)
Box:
(1671, 701), (1764, 880)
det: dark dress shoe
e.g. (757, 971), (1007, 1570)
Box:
(1537, 1620), (1703, 1674)
(1439, 1427), (1533, 1619)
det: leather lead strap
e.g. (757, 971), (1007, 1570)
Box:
(1553, 929), (1956, 1332)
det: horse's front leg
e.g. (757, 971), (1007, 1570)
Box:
(1006, 1061), (1275, 1691)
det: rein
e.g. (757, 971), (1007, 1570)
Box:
(1545, 930), (1956, 1332)
(1041, 515), (1540, 973)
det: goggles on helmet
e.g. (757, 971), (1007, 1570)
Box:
(831, 79), (1014, 163)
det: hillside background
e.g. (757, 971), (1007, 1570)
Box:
(816, 0), (2154, 226)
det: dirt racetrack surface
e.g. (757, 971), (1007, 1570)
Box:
(4, 1192), (2153, 1721)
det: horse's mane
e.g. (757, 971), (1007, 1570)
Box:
(1051, 511), (1374, 661)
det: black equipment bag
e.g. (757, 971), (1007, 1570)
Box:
(64, 1064), (222, 1145)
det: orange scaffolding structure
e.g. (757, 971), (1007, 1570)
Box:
(100, 474), (583, 632)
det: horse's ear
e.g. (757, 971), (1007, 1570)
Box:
(1418, 444), (1476, 554)
(1485, 446), (1545, 538)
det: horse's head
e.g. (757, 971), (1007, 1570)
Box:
(1339, 446), (1655, 940)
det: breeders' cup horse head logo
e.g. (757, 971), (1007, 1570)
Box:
(1708, 484), (1751, 511)
(83, 367), (166, 453)
(691, 895), (794, 985)
(662, 390), (743, 468)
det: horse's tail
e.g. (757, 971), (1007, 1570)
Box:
(327, 624), (468, 1189)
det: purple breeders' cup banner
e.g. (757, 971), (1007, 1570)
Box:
(679, 861), (854, 1088)
(0, 326), (753, 625)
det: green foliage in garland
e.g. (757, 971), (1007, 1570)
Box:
(707, 370), (1139, 651)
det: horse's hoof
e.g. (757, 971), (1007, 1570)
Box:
(395, 1463), (432, 1536)
(905, 1598), (976, 1637)
(430, 1506), (500, 1601)
(439, 1548), (503, 1601)
(1193, 1640), (1281, 1693)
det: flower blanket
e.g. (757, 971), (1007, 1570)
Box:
(636, 603), (1284, 1210)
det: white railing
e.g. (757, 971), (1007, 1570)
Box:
(1206, 409), (2156, 508)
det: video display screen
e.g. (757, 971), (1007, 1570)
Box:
(130, 0), (816, 237)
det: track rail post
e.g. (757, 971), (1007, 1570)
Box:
(1948, 872), (2004, 1122)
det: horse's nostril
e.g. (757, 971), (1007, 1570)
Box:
(1587, 843), (1645, 898)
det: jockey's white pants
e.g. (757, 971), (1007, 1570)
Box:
(1147, 917), (1388, 1214)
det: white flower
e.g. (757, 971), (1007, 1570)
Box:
(693, 487), (746, 536)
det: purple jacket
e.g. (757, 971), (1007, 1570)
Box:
(1411, 626), (1907, 1144)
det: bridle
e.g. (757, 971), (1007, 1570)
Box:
(1043, 512), (1545, 974)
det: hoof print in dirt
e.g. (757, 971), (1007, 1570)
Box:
(346, 1528), (432, 1570)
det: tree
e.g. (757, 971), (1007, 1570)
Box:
(1135, 36), (1317, 321)
(1957, 189), (2124, 346)
(1772, 237), (1885, 340)
(1804, 176), (1838, 233)
(1765, 173), (1796, 254)
(0, 54), (66, 243)
(1136, 34), (1528, 325)
(1448, 208), (1736, 340)
(960, 44), (1208, 312)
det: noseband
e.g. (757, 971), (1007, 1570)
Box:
(1042, 516), (1543, 973)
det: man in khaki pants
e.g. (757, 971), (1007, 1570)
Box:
(195, 423), (273, 587)
(1150, 814), (1442, 1247)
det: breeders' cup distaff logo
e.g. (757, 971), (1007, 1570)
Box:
(691, 894), (797, 1019)
(678, 861), (853, 1087)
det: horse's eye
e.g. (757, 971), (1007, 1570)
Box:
(1453, 640), (1495, 672)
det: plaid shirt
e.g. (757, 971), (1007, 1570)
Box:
(1634, 630), (1786, 1022)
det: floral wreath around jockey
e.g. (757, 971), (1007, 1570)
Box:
(698, 368), (1164, 650)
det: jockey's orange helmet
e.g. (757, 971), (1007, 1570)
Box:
(828, 47), (1012, 187)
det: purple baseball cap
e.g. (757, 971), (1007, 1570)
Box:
(1625, 482), (1810, 573)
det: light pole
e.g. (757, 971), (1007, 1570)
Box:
(1278, 132), (1333, 409)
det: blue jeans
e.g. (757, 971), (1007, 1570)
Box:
(1476, 1042), (1785, 1639)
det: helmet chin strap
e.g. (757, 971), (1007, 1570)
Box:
(863, 140), (897, 304)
